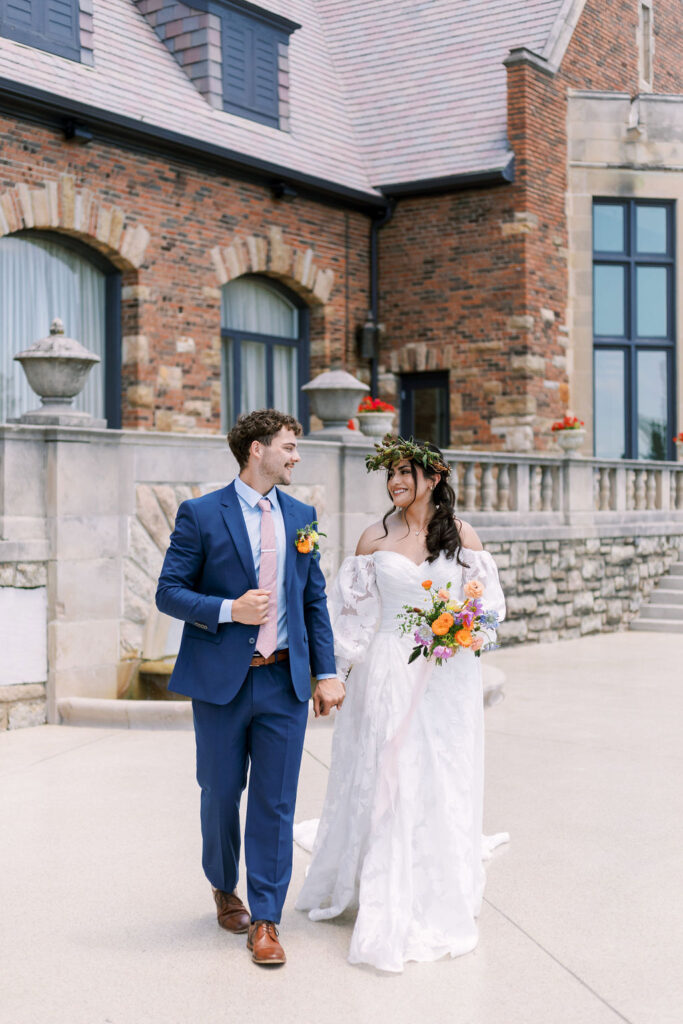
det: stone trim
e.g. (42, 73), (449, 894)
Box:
(210, 227), (335, 304)
(0, 175), (151, 269)
(79, 0), (95, 67)
(0, 684), (47, 731)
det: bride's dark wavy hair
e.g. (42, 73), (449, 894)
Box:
(378, 441), (467, 566)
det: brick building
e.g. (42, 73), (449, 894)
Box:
(0, 0), (682, 456)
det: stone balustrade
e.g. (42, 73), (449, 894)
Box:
(437, 451), (683, 531)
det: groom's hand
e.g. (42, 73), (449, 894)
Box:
(312, 677), (345, 718)
(232, 589), (271, 625)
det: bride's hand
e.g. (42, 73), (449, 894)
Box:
(312, 677), (345, 717)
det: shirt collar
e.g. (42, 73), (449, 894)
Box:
(235, 476), (279, 510)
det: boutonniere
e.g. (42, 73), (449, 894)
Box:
(295, 521), (325, 556)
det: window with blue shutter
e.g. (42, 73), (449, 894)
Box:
(0, 0), (80, 62)
(218, 2), (299, 129)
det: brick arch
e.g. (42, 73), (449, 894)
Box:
(0, 174), (151, 270)
(209, 227), (335, 305)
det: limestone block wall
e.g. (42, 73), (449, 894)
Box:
(487, 534), (683, 645)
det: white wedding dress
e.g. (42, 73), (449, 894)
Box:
(295, 547), (509, 973)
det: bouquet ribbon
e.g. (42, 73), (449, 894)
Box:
(372, 655), (436, 824)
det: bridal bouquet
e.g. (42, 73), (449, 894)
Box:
(397, 579), (500, 666)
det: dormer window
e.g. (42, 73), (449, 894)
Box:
(0, 0), (81, 62)
(221, 2), (299, 130)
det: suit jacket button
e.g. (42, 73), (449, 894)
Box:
(249, 638), (256, 645)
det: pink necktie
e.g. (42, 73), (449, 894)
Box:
(256, 498), (278, 658)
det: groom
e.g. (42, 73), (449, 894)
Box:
(156, 409), (344, 966)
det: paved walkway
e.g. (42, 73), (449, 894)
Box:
(1, 632), (681, 1024)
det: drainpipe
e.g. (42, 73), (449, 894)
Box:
(369, 199), (396, 396)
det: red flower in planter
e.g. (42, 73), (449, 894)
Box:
(551, 415), (584, 432)
(358, 396), (396, 413)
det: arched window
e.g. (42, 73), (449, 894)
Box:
(221, 276), (308, 428)
(0, 233), (121, 425)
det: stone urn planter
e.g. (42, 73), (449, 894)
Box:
(357, 411), (396, 438)
(301, 369), (369, 440)
(554, 427), (586, 457)
(13, 318), (104, 426)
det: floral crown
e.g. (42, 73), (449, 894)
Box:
(364, 434), (451, 476)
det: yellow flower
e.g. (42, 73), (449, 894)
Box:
(309, 531), (318, 543)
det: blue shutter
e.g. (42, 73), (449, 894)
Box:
(1, 0), (35, 32)
(46, 0), (79, 50)
(222, 6), (283, 129)
(0, 0), (80, 61)
(252, 27), (278, 121)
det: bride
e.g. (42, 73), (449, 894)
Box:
(295, 435), (508, 973)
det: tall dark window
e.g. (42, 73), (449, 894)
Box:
(221, 276), (308, 429)
(0, 0), (80, 62)
(400, 372), (449, 448)
(221, 1), (299, 129)
(593, 200), (676, 460)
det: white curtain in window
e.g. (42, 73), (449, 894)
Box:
(221, 277), (298, 338)
(221, 277), (300, 423)
(273, 344), (297, 415)
(0, 235), (106, 422)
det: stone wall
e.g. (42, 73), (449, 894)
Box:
(487, 534), (683, 646)
(0, 561), (48, 730)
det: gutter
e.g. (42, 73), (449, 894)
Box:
(378, 158), (515, 198)
(369, 199), (396, 397)
(0, 77), (387, 214)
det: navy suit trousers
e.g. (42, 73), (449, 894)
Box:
(192, 661), (308, 924)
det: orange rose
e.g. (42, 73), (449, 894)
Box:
(297, 538), (313, 553)
(421, 580), (433, 590)
(455, 627), (473, 647)
(437, 588), (449, 600)
(463, 579), (484, 599)
(431, 612), (454, 636)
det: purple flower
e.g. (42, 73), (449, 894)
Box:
(414, 625), (433, 646)
(433, 645), (454, 660)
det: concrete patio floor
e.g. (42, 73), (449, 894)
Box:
(1, 631), (681, 1024)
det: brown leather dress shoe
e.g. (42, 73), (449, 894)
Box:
(247, 920), (286, 965)
(212, 888), (250, 934)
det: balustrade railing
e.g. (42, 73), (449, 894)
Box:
(439, 450), (683, 519)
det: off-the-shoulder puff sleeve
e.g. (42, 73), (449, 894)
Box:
(327, 555), (380, 679)
(461, 547), (506, 645)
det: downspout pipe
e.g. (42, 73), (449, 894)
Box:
(369, 199), (396, 396)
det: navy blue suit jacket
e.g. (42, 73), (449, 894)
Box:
(155, 481), (337, 703)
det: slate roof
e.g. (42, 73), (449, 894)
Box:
(0, 0), (573, 197)
(318, 0), (567, 188)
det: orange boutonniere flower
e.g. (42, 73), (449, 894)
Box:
(421, 579), (433, 590)
(294, 521), (325, 557)
(431, 612), (454, 636)
(455, 627), (474, 647)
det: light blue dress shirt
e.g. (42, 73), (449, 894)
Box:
(219, 476), (335, 681)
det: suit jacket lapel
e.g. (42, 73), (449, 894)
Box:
(277, 489), (298, 601)
(220, 481), (258, 589)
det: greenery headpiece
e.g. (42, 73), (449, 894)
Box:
(365, 434), (451, 476)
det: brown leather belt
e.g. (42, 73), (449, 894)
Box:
(250, 648), (289, 668)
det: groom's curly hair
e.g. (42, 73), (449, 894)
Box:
(228, 408), (303, 469)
